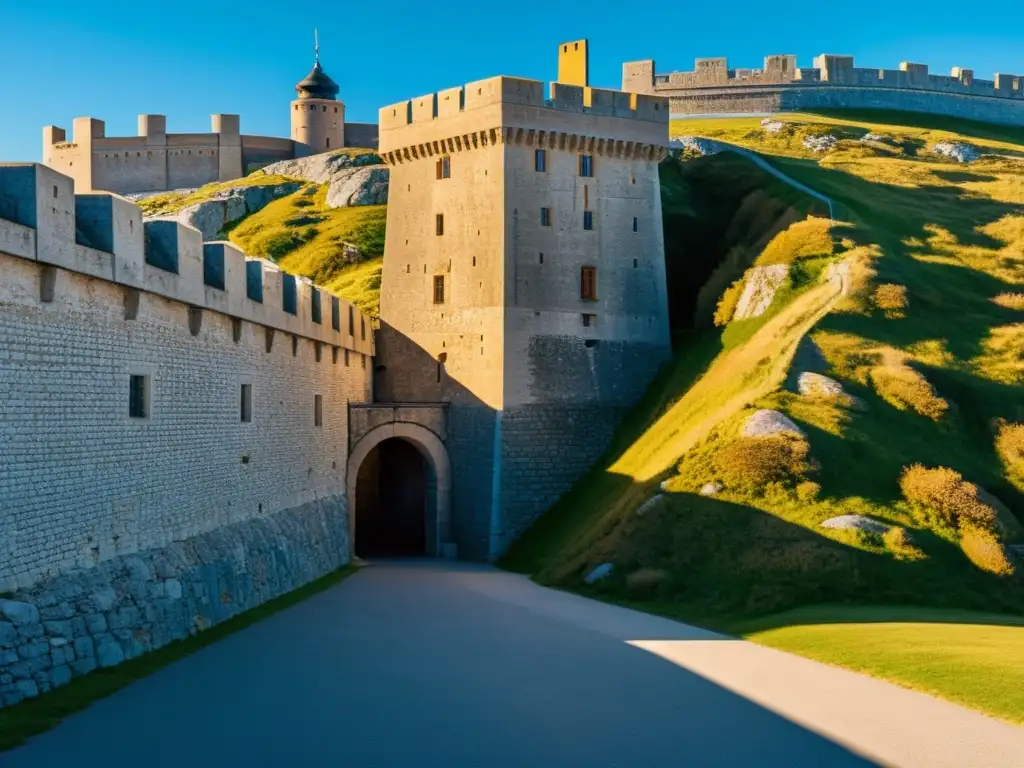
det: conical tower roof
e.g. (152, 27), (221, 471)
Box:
(295, 31), (339, 100)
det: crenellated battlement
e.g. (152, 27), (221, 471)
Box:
(0, 162), (373, 357)
(378, 76), (669, 164)
(623, 53), (1024, 127)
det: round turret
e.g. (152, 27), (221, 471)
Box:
(290, 42), (345, 156)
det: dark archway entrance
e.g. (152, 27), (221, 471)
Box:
(354, 438), (428, 557)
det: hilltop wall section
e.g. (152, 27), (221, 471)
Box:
(0, 162), (374, 707)
(376, 75), (671, 558)
(623, 55), (1024, 126)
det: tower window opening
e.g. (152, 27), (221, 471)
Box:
(540, 207), (552, 227)
(535, 148), (546, 172)
(437, 156), (451, 179)
(326, 138), (330, 148)
(433, 275), (446, 304)
(581, 266), (597, 301)
(633, 216), (638, 232)
(583, 210), (593, 230)
(579, 154), (593, 177)
(436, 213), (444, 236)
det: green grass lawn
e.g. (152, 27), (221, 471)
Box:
(0, 566), (358, 752)
(732, 605), (1024, 724)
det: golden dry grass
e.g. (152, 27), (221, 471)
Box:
(715, 435), (812, 491)
(960, 526), (1016, 576)
(869, 365), (949, 420)
(992, 292), (1024, 310)
(899, 464), (999, 532)
(996, 422), (1024, 491)
(871, 283), (909, 318)
(713, 276), (745, 326)
(754, 216), (834, 266)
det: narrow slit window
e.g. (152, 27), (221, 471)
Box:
(348, 306), (355, 336)
(540, 207), (551, 227)
(579, 154), (593, 177)
(128, 375), (149, 419)
(632, 216), (638, 232)
(435, 213), (444, 236)
(581, 266), (597, 301)
(583, 210), (593, 230)
(314, 394), (323, 427)
(433, 275), (445, 304)
(361, 316), (366, 341)
(436, 156), (451, 179)
(535, 149), (546, 172)
(240, 384), (252, 423)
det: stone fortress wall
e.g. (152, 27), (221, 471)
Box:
(374, 49), (672, 559)
(623, 54), (1024, 126)
(0, 162), (374, 706)
(43, 113), (381, 197)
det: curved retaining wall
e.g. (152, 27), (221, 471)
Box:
(0, 496), (348, 708)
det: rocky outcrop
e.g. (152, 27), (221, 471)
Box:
(669, 136), (725, 156)
(741, 409), (805, 438)
(820, 515), (891, 534)
(761, 118), (787, 134)
(733, 264), (789, 320)
(326, 166), (389, 208)
(803, 134), (838, 153)
(147, 182), (302, 242)
(257, 150), (381, 184)
(933, 141), (980, 163)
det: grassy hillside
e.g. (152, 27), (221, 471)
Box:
(502, 110), (1024, 721)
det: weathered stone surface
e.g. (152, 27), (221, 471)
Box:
(700, 481), (723, 496)
(733, 264), (789, 320)
(741, 409), (806, 438)
(0, 497), (348, 709)
(326, 167), (390, 208)
(585, 563), (614, 584)
(761, 118), (787, 133)
(147, 183), (303, 242)
(798, 372), (846, 397)
(669, 136), (724, 156)
(933, 141), (979, 163)
(258, 150), (382, 184)
(820, 515), (890, 534)
(803, 134), (838, 152)
(0, 599), (39, 626)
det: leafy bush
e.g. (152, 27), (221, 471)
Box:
(872, 283), (909, 317)
(883, 526), (925, 560)
(996, 422), (1024, 487)
(960, 526), (1016, 576)
(714, 277), (745, 326)
(899, 464), (998, 532)
(795, 480), (821, 502)
(716, 435), (811, 491)
(869, 365), (949, 420)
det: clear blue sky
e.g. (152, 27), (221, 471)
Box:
(1, 1), (1021, 162)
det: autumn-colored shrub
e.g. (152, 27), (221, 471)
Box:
(883, 526), (925, 561)
(992, 293), (1024, 311)
(716, 436), (811, 491)
(995, 421), (1024, 484)
(714, 277), (746, 327)
(899, 464), (998, 532)
(872, 283), (909, 317)
(870, 365), (949, 420)
(795, 481), (821, 502)
(960, 526), (1016, 576)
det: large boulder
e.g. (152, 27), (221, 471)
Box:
(733, 264), (789, 320)
(326, 167), (390, 208)
(820, 515), (890, 534)
(257, 150), (381, 184)
(932, 141), (980, 163)
(741, 409), (805, 438)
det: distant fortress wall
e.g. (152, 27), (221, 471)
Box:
(43, 115), (381, 196)
(622, 55), (1024, 127)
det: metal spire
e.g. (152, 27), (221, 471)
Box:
(314, 28), (320, 66)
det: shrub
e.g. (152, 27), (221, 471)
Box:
(960, 526), (1016, 576)
(899, 464), (998, 532)
(996, 422), (1024, 485)
(714, 277), (746, 327)
(992, 293), (1024, 311)
(883, 526), (925, 560)
(872, 283), (909, 317)
(795, 481), (821, 502)
(869, 365), (949, 420)
(716, 436), (811, 491)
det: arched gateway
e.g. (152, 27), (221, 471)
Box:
(346, 406), (454, 558)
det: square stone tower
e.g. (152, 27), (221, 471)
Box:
(375, 45), (671, 560)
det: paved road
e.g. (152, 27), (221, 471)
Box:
(6, 561), (1023, 767)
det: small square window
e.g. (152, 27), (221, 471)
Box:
(535, 149), (546, 172)
(436, 156), (451, 179)
(436, 213), (444, 236)
(583, 211), (593, 230)
(579, 154), (593, 177)
(128, 374), (149, 419)
(540, 207), (552, 227)
(633, 216), (638, 232)
(314, 394), (323, 427)
(240, 384), (252, 423)
(433, 275), (445, 304)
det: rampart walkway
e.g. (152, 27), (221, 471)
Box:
(5, 561), (1022, 767)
